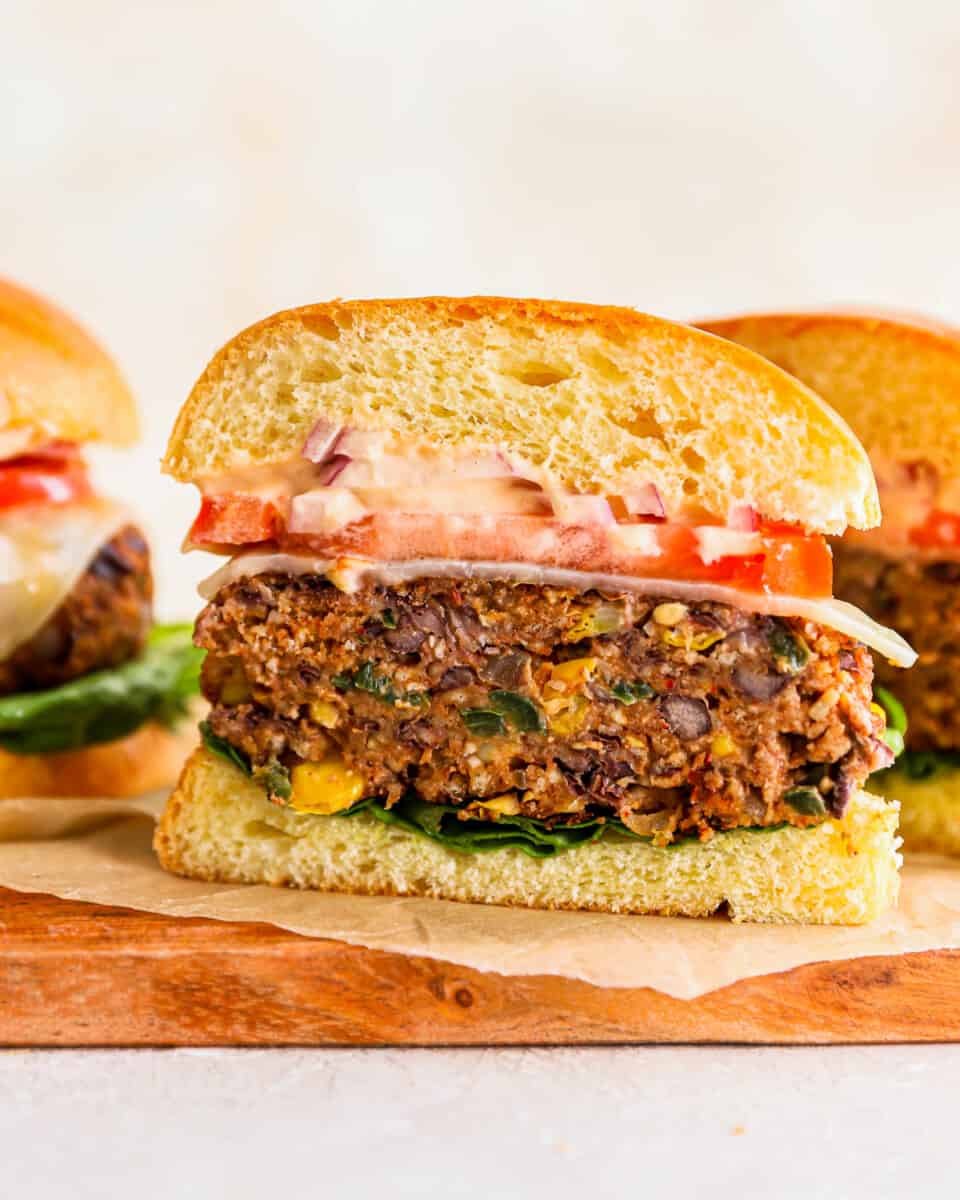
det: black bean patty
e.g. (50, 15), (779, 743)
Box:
(197, 573), (889, 843)
(834, 545), (960, 751)
(0, 524), (153, 695)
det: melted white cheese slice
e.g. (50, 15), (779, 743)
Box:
(0, 498), (129, 661)
(198, 552), (917, 668)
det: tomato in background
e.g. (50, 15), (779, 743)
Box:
(909, 509), (960, 550)
(0, 443), (92, 510)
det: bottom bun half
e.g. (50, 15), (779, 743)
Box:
(156, 748), (901, 925)
(0, 720), (200, 799)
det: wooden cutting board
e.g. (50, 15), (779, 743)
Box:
(1, 887), (959, 1045)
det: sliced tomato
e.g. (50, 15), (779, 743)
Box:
(757, 531), (833, 597)
(189, 493), (833, 597)
(189, 494), (281, 547)
(909, 509), (960, 550)
(0, 454), (91, 510)
(647, 520), (831, 597)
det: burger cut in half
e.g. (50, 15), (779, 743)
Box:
(155, 297), (915, 923)
(0, 278), (202, 796)
(700, 310), (960, 854)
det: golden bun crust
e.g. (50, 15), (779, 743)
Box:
(164, 296), (879, 534)
(0, 720), (197, 799)
(880, 767), (960, 856)
(698, 310), (960, 480)
(0, 276), (138, 446)
(155, 748), (901, 924)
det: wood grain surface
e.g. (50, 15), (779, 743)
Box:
(0, 887), (958, 1045)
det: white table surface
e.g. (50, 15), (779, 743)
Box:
(4, 1045), (956, 1198)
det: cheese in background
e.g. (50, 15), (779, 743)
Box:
(0, 499), (129, 660)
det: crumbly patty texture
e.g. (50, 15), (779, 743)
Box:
(0, 524), (153, 695)
(834, 546), (959, 751)
(197, 573), (889, 844)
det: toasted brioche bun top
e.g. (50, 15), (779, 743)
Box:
(698, 310), (960, 481)
(0, 277), (138, 447)
(164, 296), (878, 534)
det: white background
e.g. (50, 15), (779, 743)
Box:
(2, 2), (960, 1196)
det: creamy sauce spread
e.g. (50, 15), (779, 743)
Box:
(199, 456), (322, 502)
(199, 436), (670, 531)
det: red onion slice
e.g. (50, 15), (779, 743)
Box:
(316, 454), (352, 485)
(303, 420), (344, 463)
(622, 485), (666, 518)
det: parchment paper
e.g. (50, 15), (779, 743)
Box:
(1, 794), (959, 999)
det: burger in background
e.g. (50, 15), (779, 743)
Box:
(0, 277), (201, 796)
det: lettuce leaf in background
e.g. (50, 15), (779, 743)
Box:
(874, 686), (906, 759)
(0, 624), (204, 755)
(896, 749), (960, 781)
(872, 687), (960, 780)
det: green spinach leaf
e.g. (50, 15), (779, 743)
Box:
(332, 661), (425, 707)
(461, 709), (507, 737)
(611, 680), (655, 704)
(201, 722), (291, 798)
(874, 686), (907, 758)
(769, 623), (810, 674)
(200, 722), (251, 775)
(489, 690), (545, 733)
(782, 785), (826, 817)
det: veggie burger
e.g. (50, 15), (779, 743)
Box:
(155, 297), (914, 922)
(700, 310), (960, 854)
(0, 277), (201, 795)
